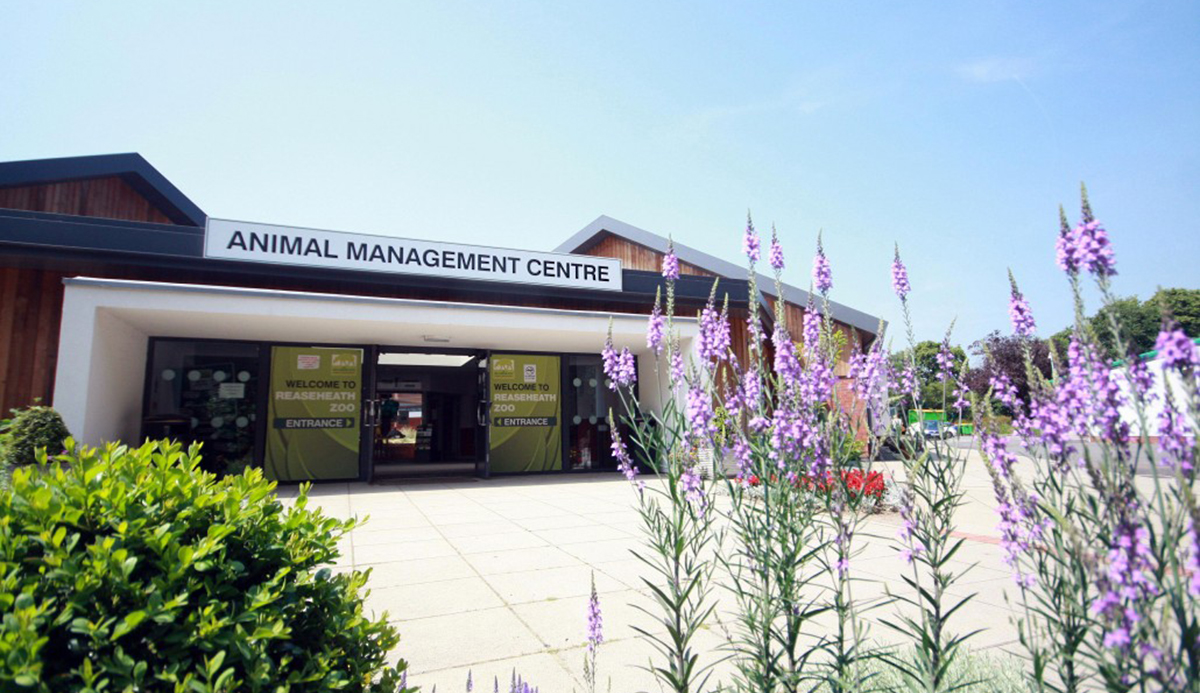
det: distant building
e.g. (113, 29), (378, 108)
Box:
(1113, 340), (1200, 441)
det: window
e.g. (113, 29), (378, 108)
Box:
(564, 355), (632, 471)
(145, 340), (261, 474)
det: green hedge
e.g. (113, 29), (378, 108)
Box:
(2, 406), (71, 469)
(0, 440), (409, 692)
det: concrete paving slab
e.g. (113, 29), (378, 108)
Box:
(484, 565), (627, 605)
(534, 524), (635, 546)
(513, 514), (598, 531)
(368, 576), (505, 621)
(436, 519), (527, 538)
(510, 588), (660, 651)
(363, 555), (478, 588)
(355, 537), (458, 564)
(465, 545), (585, 576)
(299, 452), (1046, 690)
(412, 651), (582, 693)
(447, 531), (550, 555)
(353, 525), (444, 546)
(558, 538), (641, 564)
(397, 606), (546, 673)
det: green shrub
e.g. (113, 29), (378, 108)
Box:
(0, 439), (409, 692)
(0, 414), (10, 469)
(2, 406), (71, 468)
(978, 414), (1014, 435)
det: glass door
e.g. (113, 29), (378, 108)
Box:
(361, 345), (379, 483)
(476, 353), (490, 478)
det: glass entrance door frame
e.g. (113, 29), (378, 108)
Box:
(363, 345), (489, 482)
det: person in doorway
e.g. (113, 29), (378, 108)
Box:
(379, 393), (400, 437)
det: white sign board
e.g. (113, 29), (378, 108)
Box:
(204, 218), (623, 292)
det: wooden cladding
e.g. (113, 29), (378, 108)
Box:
(763, 298), (873, 374)
(581, 234), (715, 277)
(0, 176), (174, 224)
(0, 267), (66, 414)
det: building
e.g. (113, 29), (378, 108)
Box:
(0, 153), (882, 482)
(1113, 341), (1200, 442)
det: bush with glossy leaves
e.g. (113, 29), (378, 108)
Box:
(0, 439), (410, 692)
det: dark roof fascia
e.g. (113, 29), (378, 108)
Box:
(0, 209), (205, 257)
(556, 215), (885, 335)
(0, 153), (206, 227)
(0, 210), (734, 309)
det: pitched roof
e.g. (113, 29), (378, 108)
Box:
(0, 153), (206, 226)
(557, 215), (884, 336)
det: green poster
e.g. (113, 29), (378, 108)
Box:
(266, 346), (362, 481)
(489, 354), (562, 473)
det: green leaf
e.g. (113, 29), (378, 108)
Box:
(113, 610), (147, 640)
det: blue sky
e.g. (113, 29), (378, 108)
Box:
(3, 1), (1197, 347)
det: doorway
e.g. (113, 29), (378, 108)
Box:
(367, 350), (486, 479)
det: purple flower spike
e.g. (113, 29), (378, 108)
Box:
(1156, 394), (1195, 474)
(891, 244), (910, 300)
(617, 348), (637, 388)
(743, 213), (760, 263)
(680, 465), (704, 505)
(670, 348), (684, 384)
(812, 231), (832, 295)
(587, 573), (603, 652)
(610, 428), (644, 490)
(1055, 205), (1078, 275)
(1154, 324), (1199, 371)
(772, 325), (802, 387)
(1008, 271), (1036, 337)
(896, 482), (925, 564)
(802, 298), (821, 352)
(646, 299), (665, 355)
(601, 336), (618, 381)
(742, 369), (762, 411)
(935, 337), (955, 382)
(662, 239), (680, 280)
(1073, 220), (1117, 277)
(686, 383), (716, 440)
(768, 225), (785, 271)
(467, 670), (474, 692)
(1091, 517), (1158, 651)
(602, 336), (637, 390)
(1057, 189), (1116, 277)
(698, 295), (731, 362)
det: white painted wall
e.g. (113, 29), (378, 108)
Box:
(55, 301), (149, 445)
(1115, 359), (1198, 437)
(54, 278), (696, 447)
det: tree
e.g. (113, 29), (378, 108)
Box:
(1148, 288), (1200, 339)
(890, 339), (968, 409)
(1050, 288), (1200, 360)
(964, 331), (1051, 415)
(1091, 296), (1159, 359)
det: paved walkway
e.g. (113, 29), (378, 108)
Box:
(281, 452), (1026, 692)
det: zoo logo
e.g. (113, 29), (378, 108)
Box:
(493, 358), (516, 381)
(331, 352), (358, 376)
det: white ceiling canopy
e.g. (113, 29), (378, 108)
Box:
(378, 353), (476, 368)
